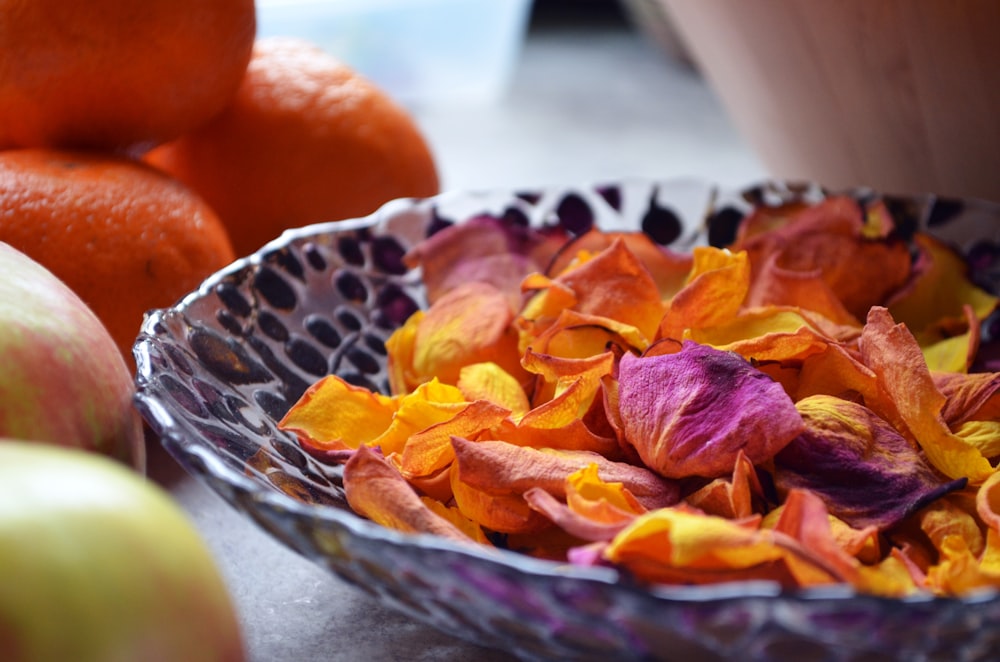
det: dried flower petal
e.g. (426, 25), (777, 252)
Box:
(449, 461), (552, 534)
(541, 237), (665, 341)
(524, 487), (632, 542)
(405, 215), (566, 306)
(449, 437), (679, 510)
(343, 446), (474, 543)
(774, 395), (966, 530)
(545, 230), (693, 299)
(659, 247), (750, 340)
(687, 307), (836, 363)
(278, 375), (398, 451)
(371, 379), (470, 456)
(859, 307), (993, 482)
(745, 251), (860, 326)
(888, 233), (998, 344)
(732, 196), (912, 320)
(387, 281), (524, 393)
(456, 362), (531, 417)
(684, 451), (764, 519)
(395, 398), (511, 477)
(525, 308), (650, 357)
(617, 341), (803, 478)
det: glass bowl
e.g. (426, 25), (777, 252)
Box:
(133, 178), (1000, 662)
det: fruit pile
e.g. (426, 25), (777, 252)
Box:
(0, 1), (439, 659)
(0, 0), (440, 366)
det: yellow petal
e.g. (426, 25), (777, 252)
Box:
(278, 374), (398, 451)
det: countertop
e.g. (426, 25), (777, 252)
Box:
(153, 8), (767, 662)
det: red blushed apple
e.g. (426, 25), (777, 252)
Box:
(0, 441), (245, 662)
(0, 242), (144, 470)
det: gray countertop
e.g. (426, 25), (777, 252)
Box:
(155, 11), (767, 662)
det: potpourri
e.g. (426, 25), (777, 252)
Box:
(278, 195), (1000, 597)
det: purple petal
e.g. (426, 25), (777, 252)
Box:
(616, 341), (803, 479)
(774, 395), (966, 530)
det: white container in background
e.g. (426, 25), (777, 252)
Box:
(256, 0), (534, 108)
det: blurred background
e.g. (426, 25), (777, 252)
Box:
(255, 0), (768, 193)
(259, 0), (1000, 202)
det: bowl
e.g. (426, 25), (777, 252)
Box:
(133, 178), (1000, 662)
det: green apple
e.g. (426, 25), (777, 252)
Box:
(0, 441), (245, 662)
(0, 242), (144, 470)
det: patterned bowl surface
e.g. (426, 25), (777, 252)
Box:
(133, 179), (1000, 662)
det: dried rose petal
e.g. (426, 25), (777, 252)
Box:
(525, 237), (664, 342)
(888, 233), (998, 344)
(278, 374), (397, 452)
(405, 215), (566, 306)
(449, 461), (552, 534)
(687, 306), (836, 363)
(659, 247), (750, 340)
(733, 196), (912, 320)
(343, 446), (474, 543)
(684, 450), (764, 519)
(545, 230), (693, 299)
(395, 398), (511, 478)
(524, 308), (650, 357)
(386, 281), (525, 394)
(616, 341), (803, 479)
(859, 307), (993, 482)
(774, 395), (966, 530)
(524, 487), (631, 542)
(449, 437), (679, 510)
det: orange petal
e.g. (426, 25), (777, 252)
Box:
(919, 493), (986, 558)
(524, 486), (631, 542)
(567, 463), (647, 521)
(687, 306), (835, 363)
(770, 489), (862, 586)
(859, 307), (993, 483)
(449, 462), (551, 534)
(794, 343), (878, 403)
(888, 233), (998, 341)
(449, 437), (679, 509)
(684, 450), (764, 519)
(544, 230), (693, 300)
(733, 196), (912, 320)
(660, 247), (750, 340)
(396, 399), (511, 478)
(548, 237), (665, 341)
(371, 379), (469, 456)
(420, 496), (493, 545)
(395, 281), (524, 391)
(745, 252), (860, 326)
(976, 471), (1000, 532)
(343, 446), (474, 543)
(603, 507), (786, 575)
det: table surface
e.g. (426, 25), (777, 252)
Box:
(154, 9), (767, 662)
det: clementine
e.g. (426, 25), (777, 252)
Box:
(0, 0), (256, 153)
(0, 149), (237, 365)
(145, 37), (441, 257)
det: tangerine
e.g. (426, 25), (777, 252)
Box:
(0, 149), (237, 365)
(145, 37), (440, 256)
(0, 0), (256, 153)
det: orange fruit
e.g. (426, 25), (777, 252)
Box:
(0, 148), (237, 364)
(145, 36), (441, 257)
(0, 0), (256, 153)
